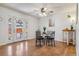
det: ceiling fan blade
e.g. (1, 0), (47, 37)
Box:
(49, 11), (53, 13)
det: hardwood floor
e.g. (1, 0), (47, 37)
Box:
(0, 39), (76, 56)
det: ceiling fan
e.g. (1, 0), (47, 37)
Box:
(41, 7), (53, 13)
(40, 7), (53, 16)
(34, 7), (54, 17)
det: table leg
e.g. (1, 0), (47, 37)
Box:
(67, 32), (69, 45)
(73, 32), (75, 45)
(63, 32), (64, 42)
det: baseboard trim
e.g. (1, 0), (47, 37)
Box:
(0, 38), (35, 47)
(0, 38), (67, 47)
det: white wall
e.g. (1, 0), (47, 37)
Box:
(0, 6), (38, 46)
(39, 5), (76, 41)
(76, 4), (79, 56)
(76, 24), (79, 56)
(0, 4), (76, 46)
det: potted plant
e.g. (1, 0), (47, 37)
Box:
(71, 25), (73, 30)
(43, 27), (46, 34)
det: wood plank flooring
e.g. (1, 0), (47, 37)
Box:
(0, 39), (76, 56)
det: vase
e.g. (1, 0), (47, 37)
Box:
(43, 27), (46, 34)
(71, 25), (73, 30)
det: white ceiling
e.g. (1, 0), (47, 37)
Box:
(1, 3), (76, 18)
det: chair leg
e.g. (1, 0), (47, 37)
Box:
(51, 40), (53, 46)
(39, 40), (42, 47)
(36, 40), (41, 47)
(46, 40), (48, 46)
(43, 39), (45, 45)
(36, 40), (38, 47)
(53, 40), (55, 47)
(48, 40), (50, 46)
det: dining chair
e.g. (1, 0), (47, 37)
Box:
(50, 31), (55, 47)
(46, 31), (55, 46)
(36, 30), (44, 47)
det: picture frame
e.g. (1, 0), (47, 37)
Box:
(49, 19), (55, 27)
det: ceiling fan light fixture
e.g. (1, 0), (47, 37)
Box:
(44, 8), (47, 11)
(43, 13), (47, 16)
(39, 13), (43, 16)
